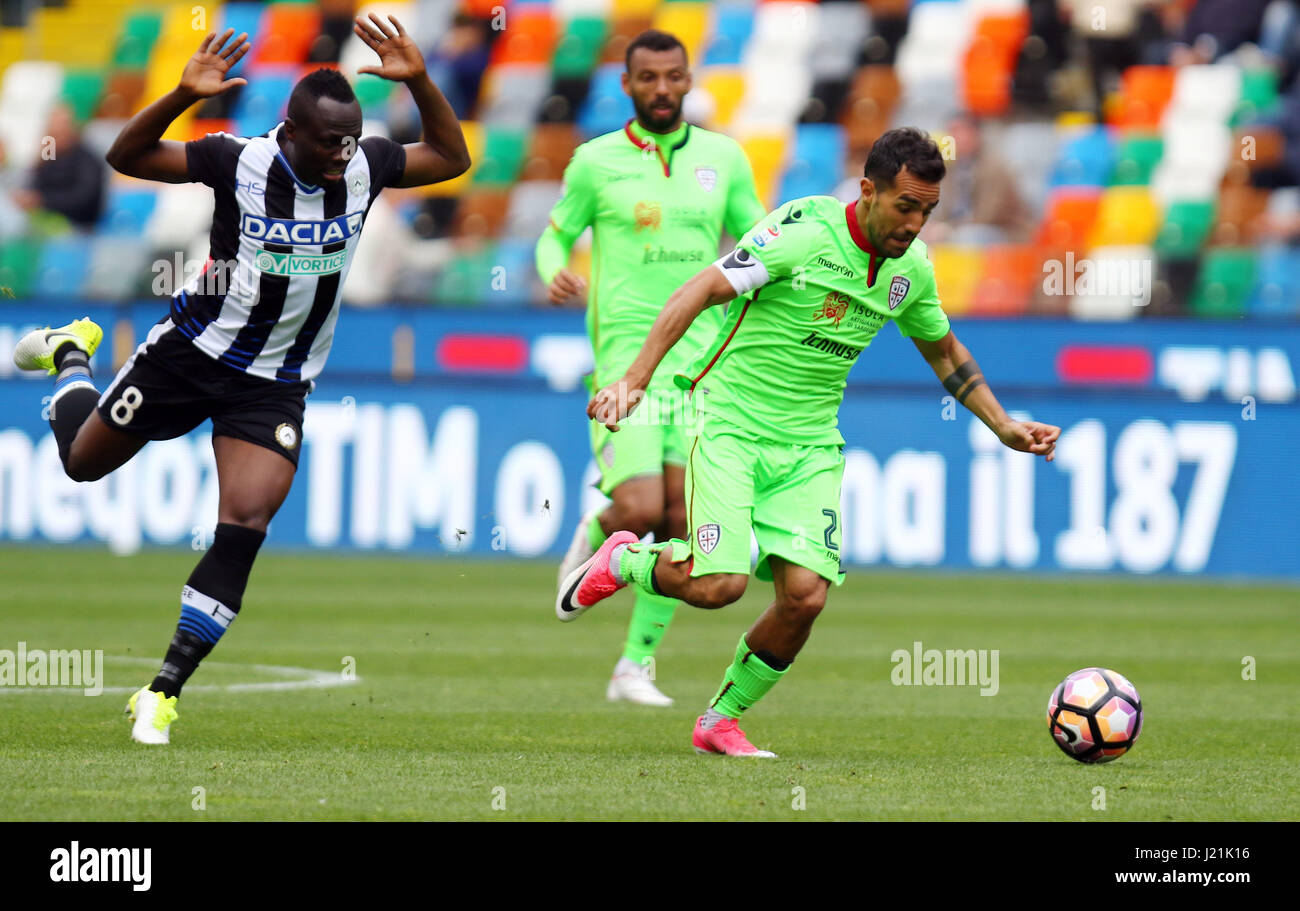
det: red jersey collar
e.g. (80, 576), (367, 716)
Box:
(845, 200), (881, 256)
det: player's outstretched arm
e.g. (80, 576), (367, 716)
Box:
(912, 330), (1060, 461)
(587, 264), (737, 430)
(105, 29), (249, 182)
(353, 14), (470, 187)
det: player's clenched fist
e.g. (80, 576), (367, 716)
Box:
(995, 420), (1061, 462)
(547, 269), (587, 306)
(587, 378), (646, 431)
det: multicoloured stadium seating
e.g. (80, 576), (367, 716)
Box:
(0, 0), (1294, 318)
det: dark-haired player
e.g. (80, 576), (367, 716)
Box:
(537, 29), (764, 705)
(12, 17), (469, 743)
(562, 128), (1061, 756)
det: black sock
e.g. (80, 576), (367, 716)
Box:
(48, 346), (98, 469)
(152, 523), (266, 698)
(753, 649), (792, 671)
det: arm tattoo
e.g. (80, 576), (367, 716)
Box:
(942, 361), (986, 404)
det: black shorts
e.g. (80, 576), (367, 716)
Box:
(97, 320), (309, 467)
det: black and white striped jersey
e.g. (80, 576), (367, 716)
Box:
(173, 123), (406, 383)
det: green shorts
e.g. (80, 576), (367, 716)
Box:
(589, 386), (695, 496)
(685, 417), (846, 585)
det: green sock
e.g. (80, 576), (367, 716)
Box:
(616, 538), (689, 595)
(587, 513), (606, 551)
(622, 589), (678, 663)
(709, 635), (788, 719)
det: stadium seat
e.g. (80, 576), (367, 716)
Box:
(486, 238), (541, 307)
(1166, 64), (1240, 126)
(216, 3), (267, 76)
(553, 17), (607, 79)
(1110, 66), (1175, 129)
(810, 2), (870, 82)
(889, 76), (959, 133)
(843, 66), (900, 151)
(1154, 199), (1215, 259)
(0, 61), (64, 169)
(435, 241), (502, 306)
(1247, 245), (1300, 317)
(651, 3), (710, 63)
(480, 64), (551, 130)
(255, 3), (322, 66)
(60, 68), (104, 123)
(491, 7), (557, 67)
(34, 235), (92, 298)
(739, 132), (789, 208)
(473, 128), (528, 187)
(85, 236), (149, 300)
(778, 123), (845, 201)
(1234, 68), (1279, 125)
(504, 180), (563, 240)
(522, 124), (581, 181)
(927, 245), (982, 316)
(232, 68), (297, 137)
(577, 64), (633, 138)
(1209, 184), (1269, 247)
(1087, 187), (1160, 248)
(997, 121), (1057, 217)
(112, 8), (163, 69)
(702, 3), (754, 66)
(1188, 248), (1256, 318)
(698, 68), (745, 129)
(968, 244), (1036, 315)
(1109, 134), (1162, 186)
(1048, 127), (1114, 189)
(600, 16), (655, 65)
(99, 188), (157, 237)
(0, 238), (43, 299)
(454, 188), (512, 239)
(1036, 189), (1101, 249)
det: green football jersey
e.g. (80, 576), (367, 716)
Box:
(678, 195), (951, 445)
(546, 119), (765, 391)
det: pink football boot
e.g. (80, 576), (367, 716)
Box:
(555, 530), (639, 622)
(692, 715), (778, 758)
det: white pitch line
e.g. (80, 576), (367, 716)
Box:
(0, 655), (361, 695)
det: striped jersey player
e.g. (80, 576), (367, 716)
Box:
(12, 17), (469, 745)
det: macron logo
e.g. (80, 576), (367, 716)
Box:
(241, 212), (363, 245)
(50, 842), (151, 892)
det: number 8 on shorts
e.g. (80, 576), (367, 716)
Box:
(110, 385), (144, 426)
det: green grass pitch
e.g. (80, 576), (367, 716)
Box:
(0, 546), (1296, 821)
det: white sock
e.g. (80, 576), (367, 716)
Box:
(608, 543), (630, 581)
(701, 708), (730, 729)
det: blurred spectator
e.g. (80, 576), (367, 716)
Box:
(424, 14), (491, 121)
(15, 104), (105, 231)
(925, 115), (1029, 244)
(0, 139), (29, 239)
(1169, 0), (1274, 65)
(1061, 0), (1147, 116)
(308, 0), (357, 64)
(1245, 73), (1300, 188)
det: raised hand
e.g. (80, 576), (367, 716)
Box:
(179, 29), (250, 98)
(353, 14), (426, 83)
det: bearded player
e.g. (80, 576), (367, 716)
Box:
(11, 17), (469, 743)
(560, 128), (1060, 755)
(538, 29), (764, 705)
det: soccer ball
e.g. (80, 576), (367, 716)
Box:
(1047, 667), (1143, 763)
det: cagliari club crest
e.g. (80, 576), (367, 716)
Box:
(696, 523), (720, 554)
(888, 275), (911, 310)
(695, 166), (717, 192)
